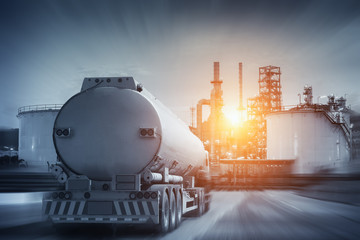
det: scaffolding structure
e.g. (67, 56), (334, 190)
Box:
(258, 66), (282, 112)
(247, 66), (282, 159)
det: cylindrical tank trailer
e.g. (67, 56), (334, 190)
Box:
(53, 77), (207, 180)
(45, 77), (210, 233)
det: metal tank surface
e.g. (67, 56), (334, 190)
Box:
(266, 110), (351, 174)
(54, 77), (207, 180)
(17, 105), (62, 171)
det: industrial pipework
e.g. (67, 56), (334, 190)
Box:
(197, 99), (210, 139)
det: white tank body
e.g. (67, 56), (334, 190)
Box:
(54, 77), (207, 180)
(266, 110), (351, 174)
(17, 105), (62, 171)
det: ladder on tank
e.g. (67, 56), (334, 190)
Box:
(321, 110), (352, 151)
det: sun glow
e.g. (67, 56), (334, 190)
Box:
(223, 107), (242, 126)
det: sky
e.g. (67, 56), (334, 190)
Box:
(0, 0), (360, 128)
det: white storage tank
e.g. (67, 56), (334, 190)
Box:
(17, 105), (62, 171)
(266, 110), (351, 174)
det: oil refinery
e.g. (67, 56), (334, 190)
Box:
(0, 64), (359, 239)
(10, 62), (358, 178)
(2, 0), (360, 238)
(193, 62), (359, 182)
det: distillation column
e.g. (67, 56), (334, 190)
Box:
(210, 62), (224, 166)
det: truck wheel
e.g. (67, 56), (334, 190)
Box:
(169, 191), (176, 231)
(199, 190), (204, 215)
(175, 189), (182, 227)
(205, 197), (210, 213)
(194, 189), (204, 217)
(158, 192), (170, 233)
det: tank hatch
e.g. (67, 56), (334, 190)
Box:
(81, 77), (143, 92)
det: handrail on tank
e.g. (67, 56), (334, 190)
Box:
(18, 104), (63, 114)
(281, 105), (298, 111)
(273, 104), (352, 147)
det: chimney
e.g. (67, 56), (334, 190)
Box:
(214, 62), (220, 82)
(239, 62), (243, 109)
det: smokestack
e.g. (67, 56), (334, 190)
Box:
(239, 62), (243, 109)
(214, 62), (220, 82)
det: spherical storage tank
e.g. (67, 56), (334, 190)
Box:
(17, 105), (62, 171)
(266, 110), (351, 174)
(54, 77), (207, 180)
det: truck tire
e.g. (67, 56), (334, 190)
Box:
(175, 189), (182, 227)
(205, 196), (210, 213)
(194, 188), (204, 217)
(199, 189), (205, 215)
(158, 191), (170, 233)
(169, 190), (176, 231)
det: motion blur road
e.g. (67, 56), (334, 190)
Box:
(1, 190), (360, 239)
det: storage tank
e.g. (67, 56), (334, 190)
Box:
(17, 105), (62, 171)
(54, 77), (207, 180)
(266, 110), (351, 174)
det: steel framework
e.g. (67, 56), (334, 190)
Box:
(246, 66), (282, 159)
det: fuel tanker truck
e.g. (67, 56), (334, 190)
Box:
(43, 77), (211, 233)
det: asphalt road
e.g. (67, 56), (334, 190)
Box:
(1, 191), (360, 239)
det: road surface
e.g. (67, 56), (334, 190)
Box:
(1, 190), (360, 239)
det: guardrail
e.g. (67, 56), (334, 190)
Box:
(18, 104), (63, 114)
(0, 172), (64, 192)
